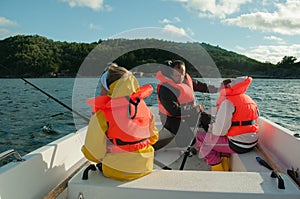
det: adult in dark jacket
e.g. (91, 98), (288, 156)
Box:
(155, 60), (218, 149)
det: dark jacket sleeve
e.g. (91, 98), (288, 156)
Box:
(192, 79), (219, 93)
(159, 84), (197, 117)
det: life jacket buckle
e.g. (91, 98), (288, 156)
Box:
(127, 97), (140, 119)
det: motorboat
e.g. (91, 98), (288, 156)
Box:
(0, 106), (299, 199)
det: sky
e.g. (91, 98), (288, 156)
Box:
(1, 0), (300, 64)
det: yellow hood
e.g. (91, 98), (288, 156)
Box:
(108, 74), (140, 98)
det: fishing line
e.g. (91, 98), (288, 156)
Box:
(202, 96), (207, 105)
(0, 64), (90, 122)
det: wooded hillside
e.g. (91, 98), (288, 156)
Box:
(0, 35), (299, 78)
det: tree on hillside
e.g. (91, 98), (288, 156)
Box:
(277, 56), (297, 67)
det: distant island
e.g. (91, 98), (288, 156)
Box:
(0, 35), (299, 78)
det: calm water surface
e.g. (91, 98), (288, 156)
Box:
(0, 78), (299, 165)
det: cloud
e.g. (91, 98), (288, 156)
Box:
(0, 17), (17, 26)
(163, 24), (188, 37)
(60, 0), (105, 11)
(160, 18), (172, 24)
(174, 17), (181, 22)
(110, 27), (194, 43)
(160, 17), (181, 24)
(176, 0), (251, 19)
(244, 44), (300, 64)
(175, 0), (300, 35)
(223, 0), (300, 35)
(186, 27), (195, 36)
(235, 45), (246, 51)
(264, 35), (285, 44)
(0, 28), (13, 39)
(159, 24), (195, 42)
(89, 23), (102, 30)
(0, 17), (18, 39)
(159, 17), (193, 39)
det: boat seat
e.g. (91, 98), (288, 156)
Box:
(230, 148), (271, 172)
(67, 167), (300, 199)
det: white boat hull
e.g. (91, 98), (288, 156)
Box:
(0, 117), (299, 199)
(0, 127), (87, 199)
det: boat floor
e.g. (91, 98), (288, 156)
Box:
(154, 145), (210, 171)
(153, 125), (210, 171)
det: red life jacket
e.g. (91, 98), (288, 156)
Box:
(86, 84), (153, 152)
(156, 71), (195, 117)
(216, 77), (259, 136)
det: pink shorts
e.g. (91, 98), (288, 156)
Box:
(196, 132), (235, 165)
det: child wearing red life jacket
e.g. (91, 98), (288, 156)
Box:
(196, 76), (259, 171)
(82, 64), (159, 181)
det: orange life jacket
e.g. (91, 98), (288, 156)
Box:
(156, 71), (195, 117)
(216, 77), (259, 136)
(86, 84), (153, 152)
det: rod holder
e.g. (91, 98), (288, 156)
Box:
(271, 171), (285, 189)
(82, 164), (97, 180)
(0, 149), (24, 162)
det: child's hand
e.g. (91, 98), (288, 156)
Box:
(196, 104), (204, 112)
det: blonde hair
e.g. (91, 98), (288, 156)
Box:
(105, 63), (130, 87)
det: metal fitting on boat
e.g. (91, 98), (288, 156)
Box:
(78, 192), (84, 199)
(0, 149), (24, 162)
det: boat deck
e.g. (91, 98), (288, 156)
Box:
(1, 115), (300, 199)
(67, 162), (300, 199)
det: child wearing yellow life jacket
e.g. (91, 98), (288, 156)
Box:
(82, 64), (159, 181)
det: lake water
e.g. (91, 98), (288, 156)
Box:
(0, 78), (299, 165)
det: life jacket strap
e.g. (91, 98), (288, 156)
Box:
(127, 97), (140, 119)
(110, 138), (147, 146)
(231, 120), (256, 126)
(229, 138), (258, 146)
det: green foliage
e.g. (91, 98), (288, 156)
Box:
(0, 35), (299, 78)
(277, 56), (297, 66)
(0, 35), (97, 77)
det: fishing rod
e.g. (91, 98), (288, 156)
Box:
(1, 64), (90, 122)
(179, 96), (207, 170)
